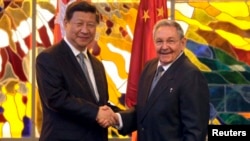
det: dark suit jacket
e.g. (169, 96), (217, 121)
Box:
(119, 53), (210, 141)
(36, 40), (119, 141)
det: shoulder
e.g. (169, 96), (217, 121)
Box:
(88, 52), (102, 64)
(36, 41), (66, 63)
(174, 54), (199, 71)
(144, 58), (158, 68)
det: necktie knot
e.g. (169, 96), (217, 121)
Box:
(78, 53), (86, 61)
(155, 66), (164, 78)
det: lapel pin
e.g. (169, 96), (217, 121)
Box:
(170, 88), (173, 93)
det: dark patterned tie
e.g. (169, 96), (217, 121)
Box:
(148, 66), (164, 98)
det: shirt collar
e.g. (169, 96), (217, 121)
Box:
(64, 36), (88, 58)
(158, 51), (183, 71)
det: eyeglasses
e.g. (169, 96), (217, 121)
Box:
(155, 39), (180, 46)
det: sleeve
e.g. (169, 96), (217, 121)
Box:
(118, 107), (137, 135)
(180, 69), (210, 141)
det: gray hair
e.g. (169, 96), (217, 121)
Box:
(153, 19), (184, 39)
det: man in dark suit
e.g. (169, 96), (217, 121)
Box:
(113, 19), (210, 141)
(36, 1), (119, 141)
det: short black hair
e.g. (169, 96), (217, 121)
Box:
(65, 1), (100, 23)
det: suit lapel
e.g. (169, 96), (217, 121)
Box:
(88, 53), (103, 103)
(87, 52), (109, 104)
(141, 66), (157, 106)
(59, 40), (82, 73)
(138, 60), (159, 120)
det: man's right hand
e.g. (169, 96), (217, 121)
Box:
(96, 105), (119, 128)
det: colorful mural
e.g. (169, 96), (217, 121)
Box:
(0, 0), (35, 138)
(0, 0), (249, 139)
(174, 1), (250, 125)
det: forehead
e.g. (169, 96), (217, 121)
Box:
(155, 26), (178, 38)
(71, 11), (96, 22)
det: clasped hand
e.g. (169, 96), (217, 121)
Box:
(96, 105), (118, 128)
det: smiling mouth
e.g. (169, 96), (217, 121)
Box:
(160, 51), (172, 55)
(78, 36), (89, 41)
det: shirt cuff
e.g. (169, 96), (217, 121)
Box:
(114, 113), (123, 129)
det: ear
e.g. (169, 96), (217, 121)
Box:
(181, 37), (187, 49)
(63, 19), (67, 28)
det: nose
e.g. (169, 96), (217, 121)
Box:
(161, 41), (170, 48)
(80, 24), (89, 33)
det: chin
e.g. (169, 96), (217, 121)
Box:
(160, 60), (172, 65)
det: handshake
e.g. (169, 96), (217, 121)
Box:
(96, 105), (119, 128)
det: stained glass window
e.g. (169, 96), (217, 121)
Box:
(175, 1), (250, 125)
